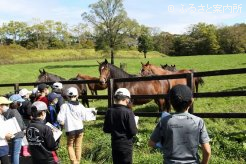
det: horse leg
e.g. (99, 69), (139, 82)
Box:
(82, 90), (89, 108)
(165, 97), (171, 113)
(154, 99), (164, 123)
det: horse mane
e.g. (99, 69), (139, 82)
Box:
(46, 72), (66, 81)
(108, 63), (134, 78)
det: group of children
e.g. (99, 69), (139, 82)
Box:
(0, 82), (87, 164)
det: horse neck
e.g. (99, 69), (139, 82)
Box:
(108, 64), (132, 78)
(150, 65), (171, 75)
(48, 73), (66, 81)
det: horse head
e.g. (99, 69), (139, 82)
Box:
(98, 59), (110, 84)
(37, 69), (48, 82)
(140, 61), (153, 76)
(161, 64), (177, 72)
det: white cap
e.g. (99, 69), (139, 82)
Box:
(66, 87), (78, 96)
(114, 88), (131, 98)
(19, 88), (32, 97)
(52, 82), (63, 89)
(32, 88), (38, 94)
(32, 101), (47, 111)
(0, 97), (12, 104)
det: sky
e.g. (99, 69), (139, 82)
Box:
(0, 0), (245, 34)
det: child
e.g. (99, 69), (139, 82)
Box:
(47, 92), (60, 128)
(5, 94), (26, 164)
(57, 87), (86, 164)
(148, 85), (211, 164)
(36, 83), (49, 105)
(26, 101), (59, 164)
(0, 97), (14, 164)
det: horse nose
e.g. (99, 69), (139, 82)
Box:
(99, 77), (105, 84)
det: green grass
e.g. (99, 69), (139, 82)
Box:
(0, 45), (165, 64)
(0, 53), (245, 163)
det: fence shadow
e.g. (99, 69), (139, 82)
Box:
(44, 64), (98, 69)
(221, 86), (246, 92)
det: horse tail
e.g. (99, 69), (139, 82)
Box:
(194, 77), (204, 93)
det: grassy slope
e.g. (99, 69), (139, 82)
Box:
(0, 53), (245, 163)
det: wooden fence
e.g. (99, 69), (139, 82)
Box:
(0, 68), (246, 118)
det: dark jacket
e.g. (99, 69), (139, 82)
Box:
(3, 108), (25, 139)
(26, 119), (58, 162)
(103, 104), (137, 149)
(18, 99), (32, 119)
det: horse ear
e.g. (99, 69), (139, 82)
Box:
(97, 60), (101, 65)
(173, 65), (176, 67)
(146, 61), (149, 65)
(141, 62), (144, 66)
(43, 69), (46, 74)
(105, 59), (108, 64)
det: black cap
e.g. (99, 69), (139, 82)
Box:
(169, 85), (193, 103)
(38, 83), (49, 91)
(169, 85), (193, 112)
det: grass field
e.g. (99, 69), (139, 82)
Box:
(0, 53), (245, 163)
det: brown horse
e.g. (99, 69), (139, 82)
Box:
(141, 61), (197, 91)
(98, 59), (171, 112)
(76, 73), (107, 95)
(160, 64), (204, 93)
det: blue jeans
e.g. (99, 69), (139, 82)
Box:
(11, 138), (22, 164)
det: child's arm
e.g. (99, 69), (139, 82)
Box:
(57, 104), (65, 125)
(201, 143), (211, 164)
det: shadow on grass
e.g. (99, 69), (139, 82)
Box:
(221, 86), (246, 91)
(44, 64), (98, 69)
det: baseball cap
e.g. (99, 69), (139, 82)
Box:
(114, 88), (131, 98)
(0, 97), (12, 104)
(66, 87), (78, 96)
(38, 83), (49, 91)
(9, 94), (25, 103)
(169, 85), (193, 102)
(48, 93), (58, 102)
(19, 88), (32, 97)
(32, 101), (47, 111)
(52, 82), (63, 89)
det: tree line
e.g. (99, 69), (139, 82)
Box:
(0, 0), (245, 63)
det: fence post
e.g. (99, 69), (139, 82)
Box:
(186, 73), (194, 113)
(14, 83), (19, 94)
(108, 78), (114, 108)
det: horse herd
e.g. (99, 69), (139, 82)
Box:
(37, 59), (204, 113)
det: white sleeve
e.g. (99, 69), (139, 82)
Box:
(80, 104), (86, 121)
(57, 104), (66, 124)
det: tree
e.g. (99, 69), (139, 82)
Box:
(217, 24), (246, 54)
(82, 0), (128, 64)
(137, 34), (153, 58)
(5, 21), (27, 44)
(153, 32), (174, 55)
(189, 23), (220, 55)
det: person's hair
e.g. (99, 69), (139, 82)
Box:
(9, 102), (21, 109)
(169, 94), (192, 112)
(31, 106), (45, 118)
(114, 95), (129, 103)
